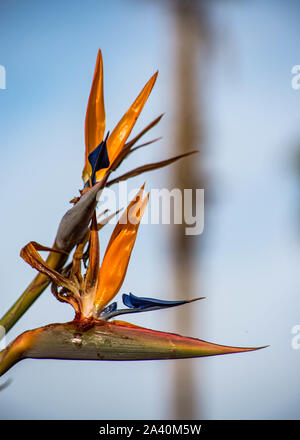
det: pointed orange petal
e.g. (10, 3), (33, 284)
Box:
(95, 72), (158, 182)
(83, 49), (106, 184)
(94, 188), (149, 313)
(105, 183), (145, 253)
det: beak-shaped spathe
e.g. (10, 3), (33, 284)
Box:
(0, 320), (265, 377)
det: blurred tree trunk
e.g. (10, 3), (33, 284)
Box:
(170, 0), (210, 419)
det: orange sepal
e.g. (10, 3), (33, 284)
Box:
(83, 49), (106, 184)
(95, 72), (158, 182)
(94, 186), (149, 313)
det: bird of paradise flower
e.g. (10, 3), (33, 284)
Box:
(0, 50), (264, 377)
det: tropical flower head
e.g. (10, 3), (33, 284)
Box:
(0, 50), (265, 378)
(21, 183), (202, 323)
(53, 49), (196, 253)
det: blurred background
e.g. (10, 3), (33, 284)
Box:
(1, 0), (300, 419)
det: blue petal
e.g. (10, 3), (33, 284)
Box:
(100, 294), (203, 320)
(99, 301), (117, 317)
(88, 139), (110, 185)
(122, 293), (191, 310)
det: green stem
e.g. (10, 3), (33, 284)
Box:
(0, 251), (68, 333)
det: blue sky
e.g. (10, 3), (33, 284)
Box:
(1, 0), (300, 419)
